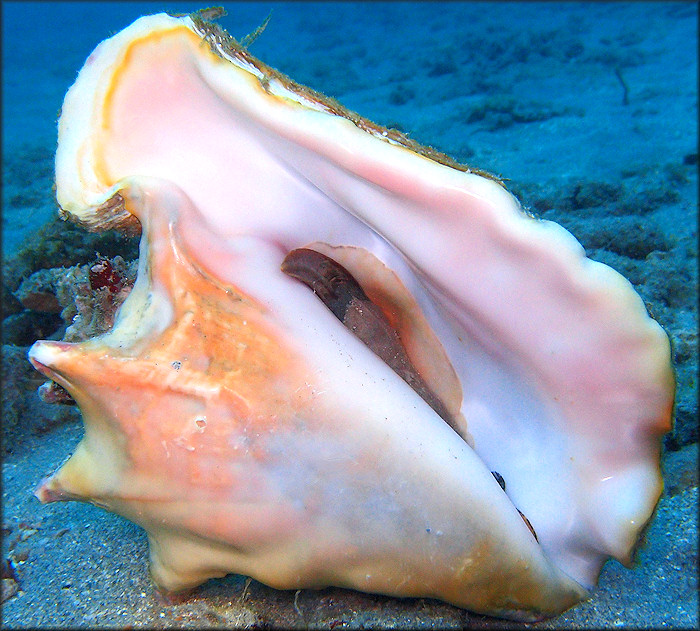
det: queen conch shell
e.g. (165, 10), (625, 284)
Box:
(28, 11), (674, 621)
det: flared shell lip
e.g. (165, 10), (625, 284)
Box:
(56, 11), (512, 227)
(186, 12), (506, 184)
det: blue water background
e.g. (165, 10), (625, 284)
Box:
(2, 1), (697, 254)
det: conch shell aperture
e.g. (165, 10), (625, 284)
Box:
(28, 11), (674, 621)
